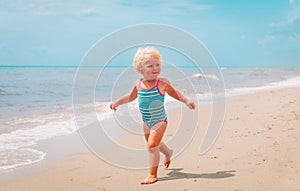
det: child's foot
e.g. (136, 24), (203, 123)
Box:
(140, 175), (158, 185)
(164, 149), (173, 169)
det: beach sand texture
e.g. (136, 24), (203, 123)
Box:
(1, 87), (300, 191)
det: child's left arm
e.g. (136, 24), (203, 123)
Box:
(163, 79), (196, 110)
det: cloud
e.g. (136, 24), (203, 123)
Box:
(257, 35), (277, 45)
(79, 8), (97, 16)
(270, 6), (300, 27)
(259, 4), (300, 46)
(289, 33), (300, 42)
(35, 11), (56, 16)
(287, 6), (300, 24)
(157, 1), (215, 16)
(161, 7), (187, 16)
(289, 0), (300, 6)
(240, 35), (246, 41)
(118, 1), (215, 11)
(270, 22), (283, 27)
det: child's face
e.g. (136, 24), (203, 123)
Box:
(141, 58), (161, 80)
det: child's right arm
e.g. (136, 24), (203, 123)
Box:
(110, 82), (138, 111)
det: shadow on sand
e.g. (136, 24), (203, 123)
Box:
(158, 168), (236, 182)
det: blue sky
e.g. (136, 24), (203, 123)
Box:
(0, 0), (300, 67)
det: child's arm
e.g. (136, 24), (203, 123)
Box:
(110, 82), (138, 111)
(163, 79), (196, 110)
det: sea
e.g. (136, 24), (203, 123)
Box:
(0, 65), (300, 172)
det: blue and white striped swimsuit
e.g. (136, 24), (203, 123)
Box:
(138, 78), (167, 128)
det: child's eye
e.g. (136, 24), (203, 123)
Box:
(147, 65), (153, 68)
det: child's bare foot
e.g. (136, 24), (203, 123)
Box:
(164, 149), (173, 169)
(140, 175), (158, 185)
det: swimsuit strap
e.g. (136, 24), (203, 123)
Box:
(138, 78), (160, 90)
(138, 78), (142, 89)
(154, 78), (160, 88)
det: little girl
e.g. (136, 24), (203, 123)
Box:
(110, 46), (195, 184)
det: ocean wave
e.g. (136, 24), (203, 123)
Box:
(192, 76), (300, 103)
(0, 88), (6, 96)
(0, 111), (76, 171)
(0, 101), (116, 172)
(225, 76), (300, 97)
(191, 73), (219, 80)
(0, 148), (46, 171)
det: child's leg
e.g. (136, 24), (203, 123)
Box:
(159, 142), (173, 168)
(143, 123), (150, 141)
(140, 122), (167, 185)
(143, 124), (173, 169)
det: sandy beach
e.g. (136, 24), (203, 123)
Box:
(1, 87), (300, 191)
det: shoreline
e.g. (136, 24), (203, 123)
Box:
(0, 128), (87, 182)
(1, 87), (300, 190)
(1, 68), (300, 174)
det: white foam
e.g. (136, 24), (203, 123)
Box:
(191, 73), (219, 80)
(0, 116), (77, 171)
(95, 101), (115, 122)
(0, 148), (46, 171)
(225, 76), (300, 97)
(0, 101), (114, 172)
(193, 76), (300, 103)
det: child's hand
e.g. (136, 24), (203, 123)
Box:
(110, 103), (117, 111)
(185, 100), (196, 110)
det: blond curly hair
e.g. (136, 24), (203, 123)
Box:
(132, 46), (161, 74)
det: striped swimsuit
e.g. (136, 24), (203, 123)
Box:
(138, 78), (167, 128)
